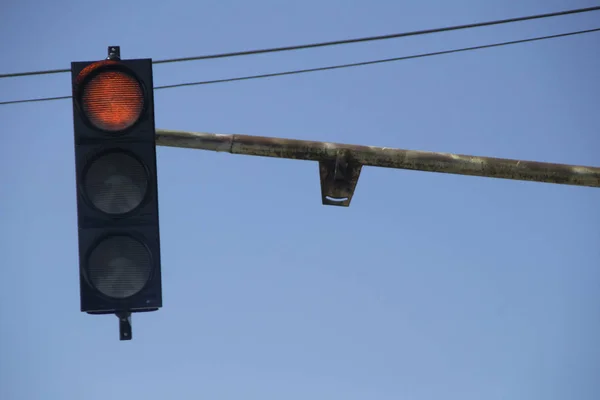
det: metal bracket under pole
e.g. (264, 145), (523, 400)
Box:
(116, 312), (132, 341)
(319, 151), (362, 207)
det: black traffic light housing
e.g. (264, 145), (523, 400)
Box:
(71, 47), (162, 340)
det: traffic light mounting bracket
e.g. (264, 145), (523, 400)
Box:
(319, 151), (362, 207)
(117, 311), (132, 341)
(107, 46), (121, 60)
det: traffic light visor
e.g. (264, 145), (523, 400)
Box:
(80, 68), (145, 132)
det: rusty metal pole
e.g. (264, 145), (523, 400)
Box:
(156, 128), (600, 206)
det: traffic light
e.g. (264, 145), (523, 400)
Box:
(71, 46), (162, 340)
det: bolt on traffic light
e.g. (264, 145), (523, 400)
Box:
(71, 46), (162, 340)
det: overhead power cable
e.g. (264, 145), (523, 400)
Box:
(0, 5), (599, 80)
(0, 27), (598, 107)
(152, 6), (600, 65)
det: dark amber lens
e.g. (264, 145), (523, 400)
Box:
(81, 70), (144, 132)
(83, 151), (149, 215)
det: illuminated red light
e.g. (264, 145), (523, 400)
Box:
(81, 69), (144, 132)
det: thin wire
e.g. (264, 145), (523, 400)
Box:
(0, 95), (72, 105)
(1, 5), (599, 79)
(1, 27), (598, 106)
(155, 28), (600, 90)
(152, 6), (600, 65)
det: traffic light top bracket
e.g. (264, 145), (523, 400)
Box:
(107, 46), (121, 60)
(319, 151), (362, 207)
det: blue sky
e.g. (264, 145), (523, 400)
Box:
(1, 0), (599, 399)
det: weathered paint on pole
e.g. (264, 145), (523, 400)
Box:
(156, 129), (600, 189)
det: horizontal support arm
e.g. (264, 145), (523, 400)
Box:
(156, 129), (600, 189)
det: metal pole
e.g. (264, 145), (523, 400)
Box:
(157, 129), (600, 189)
